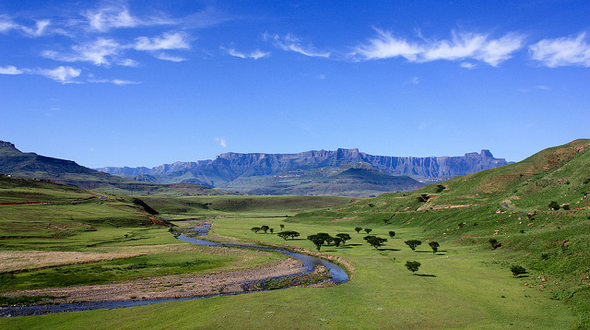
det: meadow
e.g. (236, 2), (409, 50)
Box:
(1, 194), (583, 329)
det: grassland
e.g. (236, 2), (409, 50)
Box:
(1, 140), (588, 329)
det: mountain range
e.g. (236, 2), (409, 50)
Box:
(98, 148), (511, 196)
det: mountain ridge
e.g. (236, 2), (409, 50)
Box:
(98, 147), (511, 187)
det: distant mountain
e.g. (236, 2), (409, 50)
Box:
(0, 141), (219, 196)
(98, 148), (511, 194)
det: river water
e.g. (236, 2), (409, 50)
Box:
(1, 227), (348, 317)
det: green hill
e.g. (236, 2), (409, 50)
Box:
(0, 141), (221, 196)
(219, 163), (424, 197)
(291, 139), (590, 327)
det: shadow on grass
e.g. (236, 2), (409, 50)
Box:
(415, 274), (437, 277)
(346, 243), (363, 246)
(377, 248), (400, 251)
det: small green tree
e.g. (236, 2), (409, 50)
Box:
(435, 184), (446, 193)
(251, 227), (261, 233)
(416, 194), (430, 203)
(307, 234), (325, 251)
(333, 237), (343, 247)
(280, 224), (285, 231)
(388, 231), (396, 238)
(489, 238), (501, 249)
(404, 239), (422, 251)
(364, 228), (373, 234)
(510, 265), (527, 277)
(277, 230), (300, 240)
(364, 235), (387, 249)
(405, 261), (421, 275)
(548, 201), (560, 210)
(354, 227), (363, 234)
(316, 233), (334, 245)
(269, 228), (274, 234)
(336, 233), (351, 245)
(428, 241), (440, 254)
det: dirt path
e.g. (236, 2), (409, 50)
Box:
(2, 258), (305, 304)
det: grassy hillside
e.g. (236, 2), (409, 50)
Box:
(0, 142), (222, 196)
(218, 164), (424, 197)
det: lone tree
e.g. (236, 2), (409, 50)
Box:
(336, 233), (351, 245)
(405, 261), (421, 275)
(489, 238), (501, 249)
(510, 265), (527, 277)
(428, 241), (440, 254)
(435, 184), (446, 193)
(251, 227), (261, 234)
(354, 227), (363, 234)
(416, 194), (430, 203)
(404, 239), (422, 251)
(388, 231), (396, 238)
(261, 225), (270, 234)
(277, 230), (300, 240)
(307, 234), (325, 251)
(280, 224), (285, 231)
(364, 235), (387, 249)
(548, 201), (560, 210)
(364, 228), (373, 234)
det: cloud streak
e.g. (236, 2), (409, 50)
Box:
(226, 47), (270, 60)
(264, 33), (330, 58)
(530, 32), (590, 67)
(353, 29), (525, 66)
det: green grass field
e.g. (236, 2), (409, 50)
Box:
(1, 199), (582, 330)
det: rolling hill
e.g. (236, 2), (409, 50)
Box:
(0, 141), (219, 196)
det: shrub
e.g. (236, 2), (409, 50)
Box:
(510, 265), (527, 277)
(404, 239), (422, 251)
(405, 261), (421, 274)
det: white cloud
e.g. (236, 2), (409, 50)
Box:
(353, 29), (525, 66)
(36, 66), (81, 83)
(133, 31), (190, 51)
(21, 19), (51, 37)
(530, 32), (590, 67)
(43, 38), (123, 66)
(112, 79), (139, 85)
(410, 76), (419, 85)
(215, 137), (227, 148)
(0, 17), (18, 33)
(460, 62), (477, 69)
(154, 52), (187, 62)
(264, 33), (330, 58)
(227, 48), (270, 60)
(0, 65), (23, 75)
(353, 29), (423, 61)
(83, 5), (174, 32)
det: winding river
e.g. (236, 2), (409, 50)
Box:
(1, 226), (348, 317)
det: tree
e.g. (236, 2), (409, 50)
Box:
(435, 184), (446, 193)
(261, 225), (270, 234)
(251, 227), (261, 234)
(277, 230), (300, 240)
(405, 261), (421, 274)
(336, 233), (351, 245)
(269, 228), (274, 234)
(316, 233), (334, 245)
(333, 237), (343, 247)
(279, 224), (285, 231)
(388, 231), (396, 238)
(548, 201), (560, 210)
(510, 265), (527, 277)
(489, 238), (501, 249)
(307, 234), (325, 251)
(428, 241), (440, 254)
(364, 235), (387, 249)
(404, 239), (422, 251)
(364, 228), (373, 234)
(354, 227), (363, 234)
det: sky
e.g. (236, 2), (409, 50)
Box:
(1, 0), (589, 168)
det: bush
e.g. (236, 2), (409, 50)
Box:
(405, 261), (421, 274)
(510, 265), (527, 277)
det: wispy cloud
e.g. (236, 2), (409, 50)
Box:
(42, 38), (123, 66)
(154, 52), (187, 62)
(88, 74), (139, 85)
(0, 16), (66, 37)
(530, 32), (590, 67)
(36, 66), (81, 83)
(215, 137), (227, 148)
(226, 47), (270, 60)
(353, 29), (525, 66)
(264, 33), (330, 58)
(0, 65), (23, 75)
(83, 4), (175, 32)
(133, 31), (190, 51)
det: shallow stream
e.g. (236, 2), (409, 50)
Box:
(1, 225), (348, 317)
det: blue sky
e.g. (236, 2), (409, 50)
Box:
(1, 0), (588, 168)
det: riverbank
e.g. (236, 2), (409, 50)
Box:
(1, 257), (306, 306)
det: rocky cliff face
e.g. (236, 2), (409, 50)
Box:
(98, 148), (511, 187)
